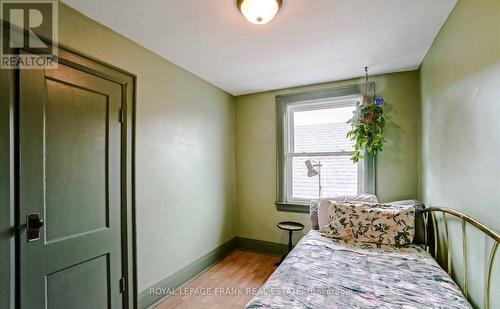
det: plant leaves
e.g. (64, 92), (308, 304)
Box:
(346, 100), (386, 163)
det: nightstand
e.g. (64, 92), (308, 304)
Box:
(275, 221), (305, 265)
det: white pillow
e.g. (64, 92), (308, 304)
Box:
(317, 194), (379, 230)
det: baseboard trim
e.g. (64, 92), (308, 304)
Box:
(235, 236), (287, 256)
(138, 237), (236, 309)
(138, 236), (287, 308)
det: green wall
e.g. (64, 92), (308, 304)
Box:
(235, 71), (421, 244)
(420, 0), (500, 307)
(56, 4), (237, 295)
(0, 4), (236, 304)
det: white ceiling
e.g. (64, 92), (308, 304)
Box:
(63, 0), (456, 95)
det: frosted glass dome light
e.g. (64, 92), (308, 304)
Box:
(237, 0), (282, 25)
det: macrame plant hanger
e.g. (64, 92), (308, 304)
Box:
(363, 66), (372, 105)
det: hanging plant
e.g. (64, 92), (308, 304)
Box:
(346, 67), (386, 163)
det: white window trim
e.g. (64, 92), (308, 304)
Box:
(275, 84), (376, 213)
(284, 95), (362, 204)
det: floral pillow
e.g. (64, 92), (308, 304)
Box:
(321, 201), (415, 246)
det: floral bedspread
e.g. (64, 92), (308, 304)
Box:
(246, 231), (471, 309)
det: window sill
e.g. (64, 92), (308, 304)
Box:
(275, 201), (310, 214)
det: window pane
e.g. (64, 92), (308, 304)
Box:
(293, 105), (355, 153)
(291, 155), (357, 200)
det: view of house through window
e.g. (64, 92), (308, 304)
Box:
(286, 98), (359, 201)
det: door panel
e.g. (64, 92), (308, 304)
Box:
(45, 79), (109, 242)
(19, 55), (124, 309)
(46, 255), (110, 309)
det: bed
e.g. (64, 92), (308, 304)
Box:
(246, 205), (499, 309)
(246, 230), (470, 309)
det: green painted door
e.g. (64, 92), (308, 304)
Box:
(19, 58), (124, 308)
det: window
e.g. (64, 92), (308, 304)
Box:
(276, 86), (375, 212)
(287, 99), (358, 201)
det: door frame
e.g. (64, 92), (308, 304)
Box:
(3, 40), (137, 308)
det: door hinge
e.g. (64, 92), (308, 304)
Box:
(119, 277), (127, 293)
(118, 107), (124, 123)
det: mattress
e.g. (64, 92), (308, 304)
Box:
(246, 231), (471, 309)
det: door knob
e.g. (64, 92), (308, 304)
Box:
(27, 213), (44, 242)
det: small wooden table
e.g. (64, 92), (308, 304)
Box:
(275, 221), (305, 265)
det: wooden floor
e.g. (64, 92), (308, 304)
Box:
(155, 250), (279, 309)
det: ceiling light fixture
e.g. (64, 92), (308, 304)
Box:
(237, 0), (282, 25)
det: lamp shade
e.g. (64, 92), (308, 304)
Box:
(305, 160), (318, 177)
(237, 0), (282, 25)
